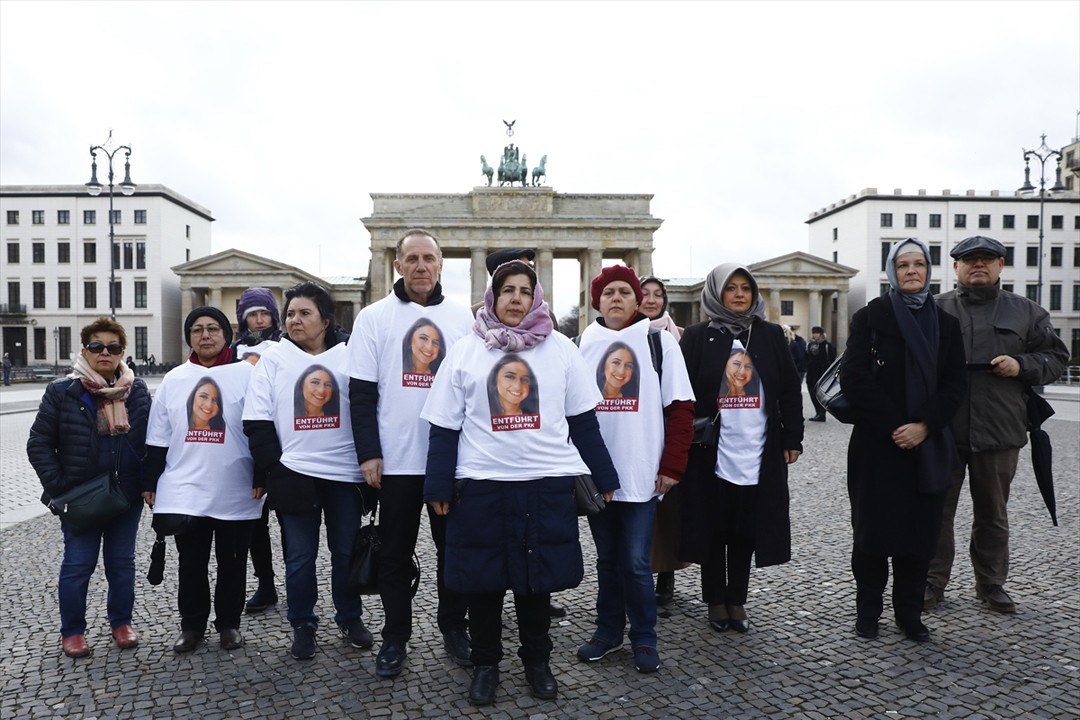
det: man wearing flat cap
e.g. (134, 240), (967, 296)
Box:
(925, 236), (1068, 613)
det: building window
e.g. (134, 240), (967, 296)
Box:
(58, 281), (70, 309)
(1050, 215), (1063, 230)
(780, 300), (794, 316)
(1002, 283), (1014, 293)
(1003, 214), (1015, 229)
(1073, 284), (1080, 312)
(83, 210), (96, 225)
(1075, 216), (1080, 230)
(185, 224), (191, 238)
(32, 210), (44, 225)
(1075, 246), (1080, 267)
(1025, 284), (1038, 302)
(185, 248), (191, 261)
(880, 213), (893, 228)
(929, 245), (941, 265)
(58, 327), (72, 362)
(1027, 215), (1038, 229)
(32, 281), (45, 309)
(112, 243), (120, 270)
(32, 242), (45, 263)
(34, 327), (46, 361)
(832, 228), (838, 240)
(1003, 247), (1014, 266)
(123, 241), (133, 269)
(57, 210), (70, 225)
(1051, 247), (1063, 267)
(1049, 284), (1062, 311)
(6, 242), (18, 264)
(134, 281), (147, 309)
(84, 280), (97, 309)
(135, 327), (148, 360)
(1073, 329), (1080, 360)
(905, 213), (917, 228)
(84, 241), (96, 264)
(110, 281), (122, 309)
(136, 241), (146, 269)
(134, 210), (147, 224)
(978, 214), (991, 229)
(954, 214), (967, 228)
(1026, 247), (1039, 267)
(57, 242), (70, 264)
(6, 210), (19, 225)
(929, 214), (941, 228)
(7, 281), (20, 308)
(832, 251), (838, 263)
(880, 283), (890, 297)
(110, 209), (121, 225)
(929, 282), (941, 295)
(880, 242), (891, 272)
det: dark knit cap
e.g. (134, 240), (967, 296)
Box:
(184, 306), (233, 347)
(236, 287), (280, 327)
(486, 248), (536, 276)
(811, 326), (825, 334)
(590, 265), (643, 310)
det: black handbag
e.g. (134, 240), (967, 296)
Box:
(813, 356), (855, 424)
(691, 414), (719, 447)
(48, 449), (130, 536)
(575, 474), (606, 516)
(347, 512), (420, 596)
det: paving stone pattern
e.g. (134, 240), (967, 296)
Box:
(1, 401), (1077, 719)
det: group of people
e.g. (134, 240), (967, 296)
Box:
(28, 229), (1067, 707)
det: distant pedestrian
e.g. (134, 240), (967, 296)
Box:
(784, 325), (807, 382)
(2, 351), (11, 386)
(805, 326), (836, 422)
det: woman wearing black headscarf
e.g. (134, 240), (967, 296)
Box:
(678, 263), (803, 635)
(842, 238), (966, 642)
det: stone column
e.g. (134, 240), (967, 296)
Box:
(836, 290), (849, 350)
(180, 283), (192, 329)
(636, 245), (653, 277)
(579, 248), (603, 334)
(470, 246), (487, 306)
(769, 288), (781, 323)
(536, 248), (554, 306)
(210, 285), (222, 312)
(808, 289), (822, 331)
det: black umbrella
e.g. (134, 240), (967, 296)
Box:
(1026, 392), (1057, 527)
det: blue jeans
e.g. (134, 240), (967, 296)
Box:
(277, 479), (365, 629)
(587, 499), (658, 648)
(58, 502), (144, 637)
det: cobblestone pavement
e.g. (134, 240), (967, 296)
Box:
(1, 388), (1077, 719)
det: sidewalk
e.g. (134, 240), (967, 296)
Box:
(1, 394), (1077, 718)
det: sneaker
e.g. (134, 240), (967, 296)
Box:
(245, 584), (278, 614)
(633, 645), (660, 673)
(923, 584), (944, 611)
(339, 618), (374, 649)
(291, 624), (317, 660)
(976, 584), (1017, 613)
(576, 637), (622, 662)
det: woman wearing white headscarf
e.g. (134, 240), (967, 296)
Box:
(678, 263), (803, 635)
(842, 238), (966, 642)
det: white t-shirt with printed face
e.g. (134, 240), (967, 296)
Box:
(421, 332), (600, 482)
(715, 339), (768, 486)
(578, 320), (695, 502)
(347, 294), (474, 475)
(147, 361), (264, 520)
(243, 340), (362, 484)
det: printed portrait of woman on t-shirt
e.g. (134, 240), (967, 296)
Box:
(401, 317), (445, 388)
(718, 347), (761, 409)
(595, 341), (640, 412)
(487, 353), (540, 431)
(293, 363), (341, 430)
(186, 376), (226, 442)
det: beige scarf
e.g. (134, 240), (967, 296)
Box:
(70, 354), (134, 435)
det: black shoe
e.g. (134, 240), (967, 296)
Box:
(442, 627), (472, 667)
(339, 618), (374, 649)
(173, 630), (204, 654)
(469, 665), (499, 706)
(896, 618), (930, 642)
(244, 584), (278, 614)
(923, 584), (944, 611)
(728, 605), (750, 634)
(548, 601), (567, 619)
(375, 641), (407, 678)
(855, 618), (879, 639)
(220, 628), (243, 650)
(976, 584), (1016, 613)
(707, 604), (729, 632)
(809, 413), (826, 422)
(523, 660), (558, 700)
(290, 624), (317, 660)
(655, 571), (675, 607)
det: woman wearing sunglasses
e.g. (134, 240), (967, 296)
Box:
(27, 317), (151, 658)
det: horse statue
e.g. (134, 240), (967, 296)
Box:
(531, 155), (547, 186)
(498, 151), (528, 187)
(480, 155), (493, 187)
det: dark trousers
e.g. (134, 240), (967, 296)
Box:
(248, 504), (285, 587)
(700, 479), (756, 607)
(378, 474), (467, 643)
(806, 371), (826, 416)
(175, 518), (255, 633)
(851, 545), (928, 624)
(468, 590), (551, 667)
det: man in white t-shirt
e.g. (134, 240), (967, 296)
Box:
(347, 229), (474, 678)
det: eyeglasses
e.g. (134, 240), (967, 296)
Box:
(189, 324), (223, 337)
(86, 342), (125, 355)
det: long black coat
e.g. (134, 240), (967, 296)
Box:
(678, 319), (803, 568)
(841, 297), (966, 558)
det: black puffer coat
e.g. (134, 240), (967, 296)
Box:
(27, 377), (150, 504)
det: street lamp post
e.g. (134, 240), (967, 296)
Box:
(1018, 133), (1064, 306)
(86, 134), (136, 320)
(52, 327), (59, 374)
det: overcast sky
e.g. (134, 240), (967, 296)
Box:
(2, 1), (1077, 317)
